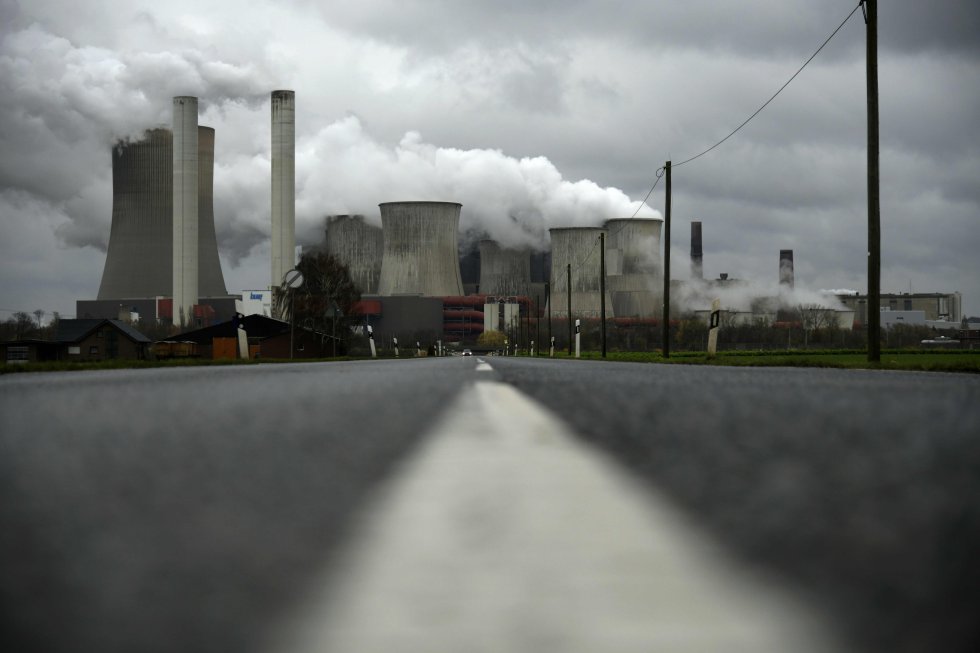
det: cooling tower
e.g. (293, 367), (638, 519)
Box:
(548, 227), (615, 318)
(691, 221), (703, 280)
(98, 126), (229, 303)
(271, 90), (296, 289)
(172, 96), (198, 326)
(376, 201), (464, 296)
(478, 240), (531, 297)
(604, 218), (662, 317)
(325, 214), (383, 295)
(779, 249), (795, 289)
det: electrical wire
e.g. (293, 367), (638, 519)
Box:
(671, 2), (862, 170)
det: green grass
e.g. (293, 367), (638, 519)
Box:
(547, 348), (980, 373)
(4, 349), (978, 375)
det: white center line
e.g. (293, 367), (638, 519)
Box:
(475, 359), (493, 372)
(270, 381), (846, 653)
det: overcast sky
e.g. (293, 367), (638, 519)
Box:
(1, 0), (978, 321)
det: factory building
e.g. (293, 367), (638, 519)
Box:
(837, 292), (962, 325)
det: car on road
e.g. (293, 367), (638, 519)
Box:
(462, 349), (472, 356)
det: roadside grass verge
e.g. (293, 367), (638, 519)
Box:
(3, 349), (978, 374)
(554, 349), (980, 373)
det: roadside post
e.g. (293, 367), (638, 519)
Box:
(393, 336), (399, 358)
(530, 340), (535, 357)
(707, 298), (721, 358)
(550, 335), (555, 357)
(574, 319), (581, 358)
(367, 325), (377, 358)
(233, 299), (249, 360)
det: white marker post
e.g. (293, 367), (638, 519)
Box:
(574, 319), (581, 358)
(368, 325), (377, 358)
(707, 298), (721, 358)
(416, 341), (421, 357)
(504, 338), (508, 356)
(393, 336), (399, 358)
(530, 340), (535, 357)
(233, 299), (249, 360)
(550, 335), (555, 357)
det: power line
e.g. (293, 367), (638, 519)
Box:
(671, 3), (862, 170)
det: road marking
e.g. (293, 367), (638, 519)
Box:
(475, 359), (493, 372)
(269, 381), (847, 653)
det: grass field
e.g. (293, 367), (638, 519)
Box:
(2, 349), (978, 375)
(562, 349), (980, 373)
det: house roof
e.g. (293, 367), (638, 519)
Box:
(54, 319), (151, 344)
(167, 314), (297, 344)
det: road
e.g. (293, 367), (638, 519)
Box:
(1, 357), (978, 652)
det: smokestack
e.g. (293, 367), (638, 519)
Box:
(377, 201), (465, 296)
(271, 90), (296, 289)
(779, 249), (795, 289)
(691, 221), (703, 280)
(172, 96), (198, 327)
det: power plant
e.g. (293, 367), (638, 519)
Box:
(271, 90), (296, 289)
(79, 90), (888, 351)
(376, 201), (465, 297)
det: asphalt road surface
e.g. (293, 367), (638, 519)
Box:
(1, 357), (978, 652)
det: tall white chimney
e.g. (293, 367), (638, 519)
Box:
(271, 90), (296, 289)
(172, 96), (199, 327)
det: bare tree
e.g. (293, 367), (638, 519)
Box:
(33, 309), (45, 329)
(274, 250), (361, 355)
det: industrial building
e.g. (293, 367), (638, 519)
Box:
(837, 292), (963, 325)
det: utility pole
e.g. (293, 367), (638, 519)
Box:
(546, 281), (552, 355)
(600, 232), (607, 358)
(567, 262), (573, 355)
(662, 161), (672, 359)
(863, 0), (881, 362)
(535, 294), (540, 356)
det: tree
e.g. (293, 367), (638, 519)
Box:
(477, 329), (506, 348)
(274, 249), (361, 355)
(33, 309), (45, 329)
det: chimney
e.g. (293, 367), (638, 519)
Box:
(271, 90), (296, 289)
(779, 249), (795, 289)
(691, 221), (703, 280)
(172, 96), (199, 327)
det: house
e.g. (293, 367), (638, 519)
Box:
(162, 314), (336, 359)
(1, 319), (151, 364)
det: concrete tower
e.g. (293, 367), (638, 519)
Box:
(271, 90), (296, 289)
(478, 240), (531, 297)
(548, 227), (615, 318)
(98, 126), (228, 303)
(604, 217), (662, 317)
(779, 249), (795, 289)
(172, 96), (198, 326)
(325, 215), (383, 295)
(196, 127), (229, 299)
(377, 201), (464, 296)
(691, 221), (703, 280)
